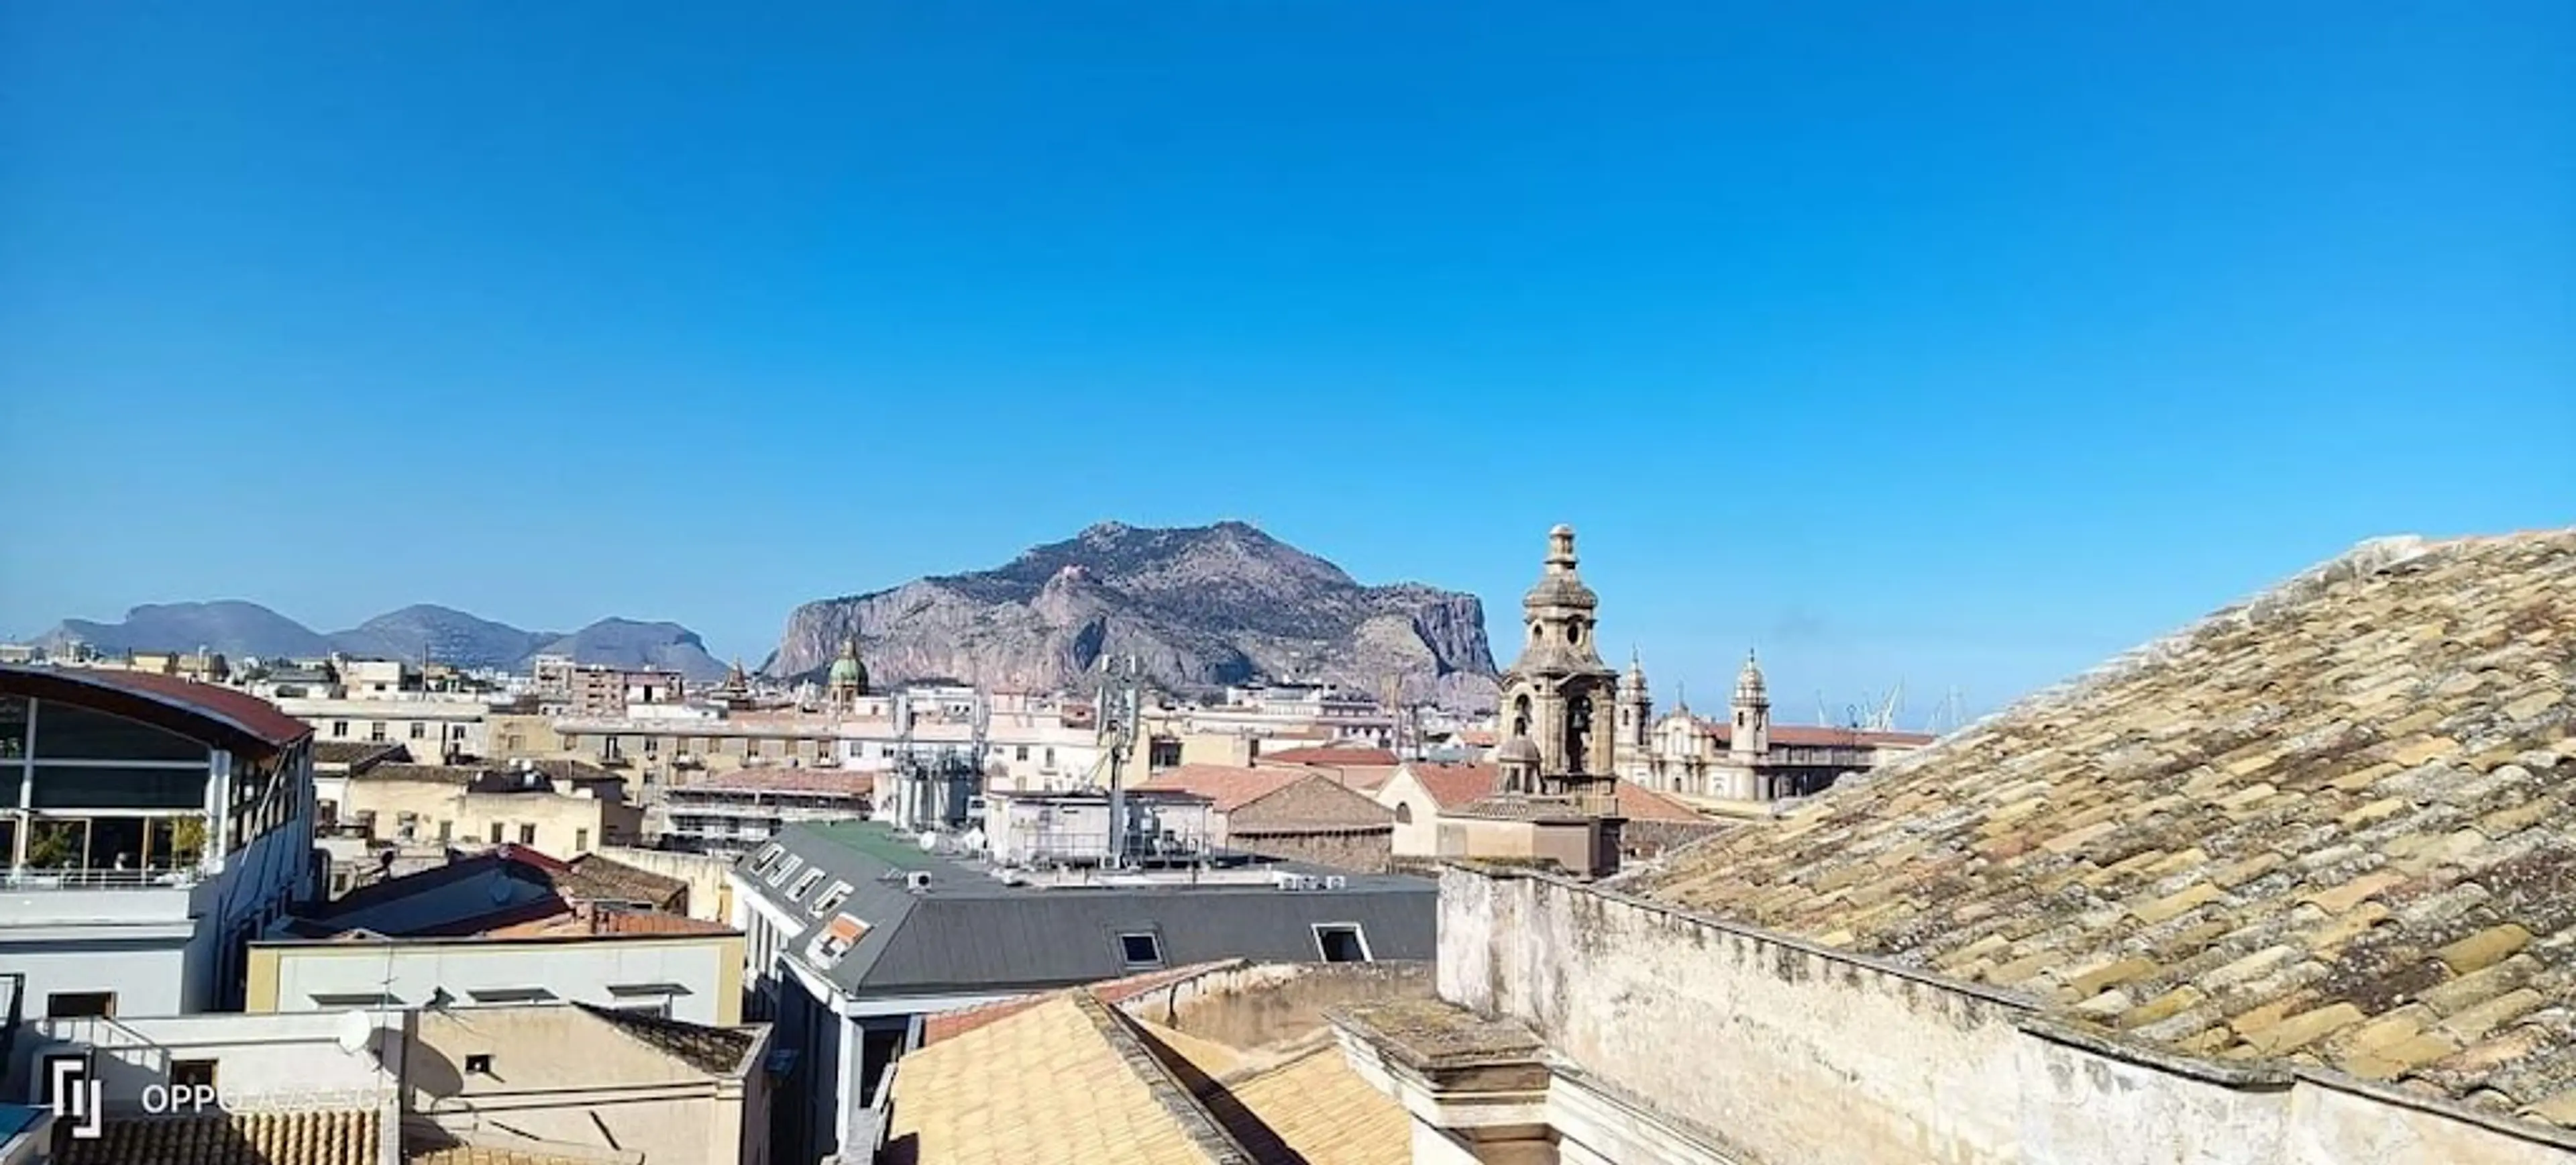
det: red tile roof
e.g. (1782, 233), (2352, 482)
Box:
(1612, 780), (1705, 823)
(1259, 746), (1399, 767)
(1138, 765), (1306, 813)
(1401, 762), (1502, 809)
(0, 665), (313, 756)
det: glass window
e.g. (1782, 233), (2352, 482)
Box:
(30, 765), (209, 810)
(488, 822), (504, 844)
(1118, 932), (1163, 968)
(518, 823), (536, 846)
(170, 1060), (217, 1091)
(409, 722), (428, 740)
(332, 721), (349, 738)
(368, 723), (387, 743)
(790, 869), (824, 899)
(46, 992), (115, 1018)
(574, 828), (589, 851)
(1314, 925), (1371, 963)
(30, 701), (206, 762)
(0, 696), (28, 758)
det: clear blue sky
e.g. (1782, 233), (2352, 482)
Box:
(3, 3), (2569, 724)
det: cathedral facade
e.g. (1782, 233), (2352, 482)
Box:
(1613, 653), (1935, 801)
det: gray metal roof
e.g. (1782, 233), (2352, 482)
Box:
(735, 821), (1435, 997)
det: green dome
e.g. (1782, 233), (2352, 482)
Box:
(828, 638), (867, 690)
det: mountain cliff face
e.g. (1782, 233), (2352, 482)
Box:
(40, 601), (334, 660)
(765, 521), (1501, 709)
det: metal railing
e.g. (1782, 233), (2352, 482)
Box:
(1, 866), (203, 890)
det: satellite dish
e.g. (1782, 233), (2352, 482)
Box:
(335, 1009), (376, 1056)
(917, 831), (938, 852)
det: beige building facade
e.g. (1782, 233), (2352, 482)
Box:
(340, 762), (642, 856)
(406, 1003), (771, 1165)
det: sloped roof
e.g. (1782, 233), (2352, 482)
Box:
(887, 993), (1240, 1164)
(555, 853), (687, 907)
(892, 974), (1411, 1165)
(1638, 530), (2576, 1128)
(1613, 779), (1707, 823)
(60, 1109), (378, 1165)
(314, 740), (411, 767)
(1138, 765), (1305, 813)
(0, 664), (313, 757)
(1394, 762), (1501, 809)
(572, 1003), (759, 1076)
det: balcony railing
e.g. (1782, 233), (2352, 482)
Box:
(3, 866), (203, 890)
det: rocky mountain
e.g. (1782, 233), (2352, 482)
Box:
(765, 521), (1501, 709)
(326, 605), (556, 671)
(529, 619), (727, 682)
(30, 603), (725, 681)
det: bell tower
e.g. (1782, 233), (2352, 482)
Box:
(1615, 651), (1653, 780)
(1729, 651), (1770, 758)
(1494, 525), (1621, 780)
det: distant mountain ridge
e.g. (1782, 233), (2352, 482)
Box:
(765, 520), (1501, 709)
(28, 601), (726, 681)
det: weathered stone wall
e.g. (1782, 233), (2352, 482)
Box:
(1439, 866), (2575, 1165)
(1232, 825), (1395, 872)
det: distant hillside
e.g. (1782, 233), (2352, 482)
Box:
(766, 520), (1500, 709)
(327, 605), (557, 671)
(31, 602), (725, 681)
(529, 619), (727, 682)
(40, 601), (335, 660)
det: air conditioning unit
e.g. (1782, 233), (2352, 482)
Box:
(904, 871), (933, 892)
(1324, 875), (1348, 890)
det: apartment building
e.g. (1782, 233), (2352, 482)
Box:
(339, 759), (641, 858)
(0, 664), (319, 1019)
(661, 768), (873, 860)
(275, 691), (494, 763)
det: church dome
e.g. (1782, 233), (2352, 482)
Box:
(828, 639), (867, 691)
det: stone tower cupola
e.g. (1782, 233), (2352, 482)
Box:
(1729, 650), (1770, 758)
(1495, 525), (1621, 778)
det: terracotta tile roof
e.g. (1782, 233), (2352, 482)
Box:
(888, 993), (1232, 1164)
(682, 766), (873, 797)
(60, 1110), (379, 1165)
(895, 972), (1410, 1165)
(554, 853), (688, 908)
(1459, 729), (1499, 747)
(0, 664), (313, 756)
(315, 740), (411, 767)
(1260, 746), (1399, 767)
(1215, 1044), (1411, 1165)
(1140, 765), (1307, 813)
(1613, 779), (1707, 823)
(1398, 762), (1501, 809)
(1638, 530), (2576, 1129)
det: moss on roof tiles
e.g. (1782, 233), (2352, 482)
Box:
(1635, 529), (2576, 1129)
